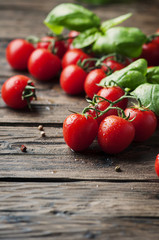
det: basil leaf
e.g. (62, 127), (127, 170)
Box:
(100, 13), (132, 32)
(44, 3), (101, 34)
(132, 83), (159, 116)
(92, 27), (147, 58)
(72, 28), (101, 49)
(146, 67), (159, 84)
(99, 59), (147, 90)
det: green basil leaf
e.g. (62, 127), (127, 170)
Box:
(100, 13), (132, 32)
(132, 83), (159, 116)
(44, 3), (101, 34)
(146, 67), (159, 84)
(72, 28), (101, 49)
(99, 59), (147, 90)
(92, 27), (147, 58)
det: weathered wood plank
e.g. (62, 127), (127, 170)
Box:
(0, 0), (67, 38)
(0, 126), (158, 180)
(0, 89), (87, 124)
(0, 0), (159, 39)
(0, 181), (159, 239)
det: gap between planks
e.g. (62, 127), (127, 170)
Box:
(0, 122), (62, 127)
(0, 177), (158, 183)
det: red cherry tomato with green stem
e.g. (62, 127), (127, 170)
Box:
(37, 36), (67, 59)
(88, 86), (128, 124)
(60, 64), (87, 95)
(1, 75), (36, 109)
(6, 39), (35, 70)
(28, 48), (61, 81)
(124, 107), (157, 142)
(63, 113), (98, 152)
(102, 59), (125, 73)
(98, 115), (135, 154)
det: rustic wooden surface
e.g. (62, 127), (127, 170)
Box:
(0, 0), (159, 239)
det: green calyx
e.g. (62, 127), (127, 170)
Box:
(22, 80), (36, 109)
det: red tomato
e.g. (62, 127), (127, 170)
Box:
(102, 59), (125, 73)
(62, 49), (90, 69)
(6, 39), (35, 70)
(88, 86), (127, 124)
(97, 86), (127, 110)
(155, 154), (159, 177)
(37, 36), (67, 59)
(67, 30), (80, 47)
(63, 113), (98, 151)
(28, 48), (61, 81)
(140, 41), (159, 66)
(84, 69), (106, 99)
(98, 115), (135, 154)
(124, 108), (157, 142)
(60, 64), (87, 95)
(1, 75), (35, 109)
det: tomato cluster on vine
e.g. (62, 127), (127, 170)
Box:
(63, 90), (157, 155)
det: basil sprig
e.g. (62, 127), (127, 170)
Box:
(44, 3), (147, 58)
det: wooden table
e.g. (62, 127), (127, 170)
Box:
(0, 0), (159, 239)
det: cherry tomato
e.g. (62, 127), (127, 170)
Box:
(60, 64), (87, 95)
(102, 59), (125, 73)
(124, 108), (157, 142)
(84, 69), (106, 99)
(140, 41), (159, 66)
(62, 49), (90, 69)
(1, 75), (35, 109)
(98, 115), (135, 154)
(88, 86), (127, 124)
(97, 86), (127, 110)
(67, 30), (80, 48)
(37, 36), (67, 59)
(63, 113), (98, 151)
(28, 48), (61, 81)
(6, 39), (35, 70)
(155, 154), (159, 177)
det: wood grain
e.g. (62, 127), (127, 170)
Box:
(0, 126), (159, 180)
(0, 0), (159, 38)
(0, 181), (159, 239)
